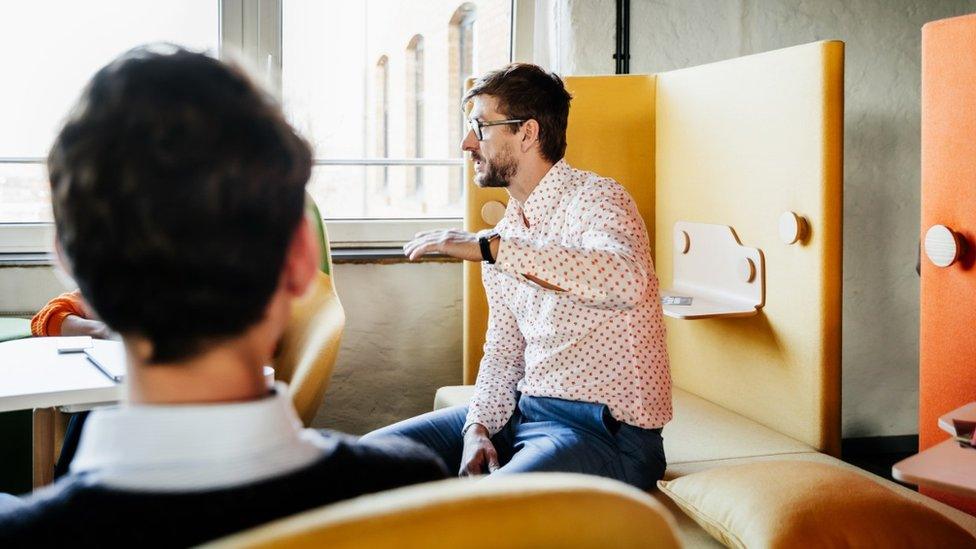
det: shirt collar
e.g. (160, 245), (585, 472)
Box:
(513, 159), (572, 227)
(70, 382), (327, 492)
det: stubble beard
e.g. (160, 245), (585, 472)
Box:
(473, 145), (518, 188)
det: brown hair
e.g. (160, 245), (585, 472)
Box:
(463, 63), (572, 163)
(49, 45), (312, 363)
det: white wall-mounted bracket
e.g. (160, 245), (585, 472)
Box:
(660, 221), (765, 320)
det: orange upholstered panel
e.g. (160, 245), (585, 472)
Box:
(920, 13), (976, 515)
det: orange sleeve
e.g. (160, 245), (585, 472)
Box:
(30, 290), (89, 337)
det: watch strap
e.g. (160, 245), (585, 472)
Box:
(479, 233), (497, 264)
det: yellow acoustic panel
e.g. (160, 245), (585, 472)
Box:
(463, 75), (656, 384)
(655, 41), (844, 455)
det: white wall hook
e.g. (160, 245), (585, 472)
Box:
(779, 211), (808, 245)
(924, 224), (964, 268)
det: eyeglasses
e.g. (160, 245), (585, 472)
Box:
(467, 118), (526, 141)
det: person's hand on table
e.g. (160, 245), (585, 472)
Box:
(404, 229), (499, 262)
(459, 423), (500, 476)
(60, 315), (117, 340)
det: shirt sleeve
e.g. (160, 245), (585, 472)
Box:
(492, 182), (651, 311)
(30, 290), (89, 336)
(463, 267), (526, 437)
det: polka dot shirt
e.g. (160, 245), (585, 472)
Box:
(464, 160), (673, 436)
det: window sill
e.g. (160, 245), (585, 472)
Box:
(0, 253), (53, 267)
(332, 248), (461, 265)
(0, 250), (461, 268)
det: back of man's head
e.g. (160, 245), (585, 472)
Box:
(48, 45), (312, 363)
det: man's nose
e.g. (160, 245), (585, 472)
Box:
(461, 129), (479, 153)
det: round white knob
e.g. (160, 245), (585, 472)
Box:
(739, 258), (756, 283)
(779, 211), (807, 245)
(924, 224), (963, 268)
(675, 230), (690, 254)
(480, 201), (506, 226)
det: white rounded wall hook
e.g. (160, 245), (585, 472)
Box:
(779, 211), (808, 245)
(480, 201), (506, 226)
(675, 230), (691, 254)
(924, 224), (964, 268)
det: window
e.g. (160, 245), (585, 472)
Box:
(281, 0), (513, 235)
(1, 1), (515, 252)
(0, 1), (219, 251)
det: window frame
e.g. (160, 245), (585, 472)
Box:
(0, 0), (526, 254)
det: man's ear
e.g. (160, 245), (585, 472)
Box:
(283, 216), (319, 298)
(520, 119), (540, 153)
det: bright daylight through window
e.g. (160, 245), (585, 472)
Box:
(0, 0), (513, 248)
(0, 1), (219, 225)
(282, 0), (511, 219)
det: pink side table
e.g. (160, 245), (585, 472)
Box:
(892, 402), (976, 498)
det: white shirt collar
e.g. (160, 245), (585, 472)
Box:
(70, 382), (328, 492)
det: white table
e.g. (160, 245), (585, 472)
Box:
(0, 337), (123, 488)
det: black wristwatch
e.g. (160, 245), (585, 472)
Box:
(479, 232), (498, 264)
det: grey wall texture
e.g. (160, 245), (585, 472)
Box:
(0, 262), (462, 435)
(554, 0), (976, 437)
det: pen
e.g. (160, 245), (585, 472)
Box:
(84, 352), (122, 383)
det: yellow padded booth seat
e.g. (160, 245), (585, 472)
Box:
(460, 42), (840, 455)
(440, 40), (976, 546)
(202, 473), (681, 549)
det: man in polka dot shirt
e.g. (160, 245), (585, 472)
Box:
(362, 63), (672, 490)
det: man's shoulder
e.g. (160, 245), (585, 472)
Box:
(0, 434), (448, 547)
(560, 162), (630, 199)
(562, 169), (636, 215)
(0, 475), (105, 546)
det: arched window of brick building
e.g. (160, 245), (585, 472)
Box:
(405, 34), (424, 195)
(374, 55), (389, 189)
(447, 3), (477, 204)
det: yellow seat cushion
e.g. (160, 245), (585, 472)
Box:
(663, 389), (814, 464)
(433, 385), (474, 410)
(434, 385), (814, 462)
(657, 460), (976, 549)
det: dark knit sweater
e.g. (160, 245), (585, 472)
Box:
(0, 432), (447, 548)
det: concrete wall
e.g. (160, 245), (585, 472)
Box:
(549, 0), (976, 437)
(0, 262), (461, 435)
(313, 262), (462, 434)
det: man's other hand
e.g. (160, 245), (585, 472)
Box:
(404, 229), (496, 262)
(459, 424), (500, 476)
(60, 315), (117, 340)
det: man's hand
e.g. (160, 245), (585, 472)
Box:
(404, 229), (499, 262)
(459, 424), (501, 476)
(60, 315), (116, 340)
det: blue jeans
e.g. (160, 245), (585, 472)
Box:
(362, 395), (666, 490)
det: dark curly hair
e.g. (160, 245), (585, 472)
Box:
(48, 45), (312, 363)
